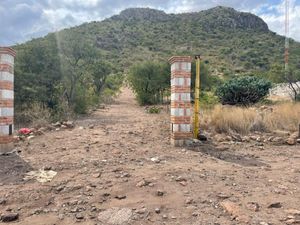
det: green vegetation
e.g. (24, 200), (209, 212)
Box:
(216, 76), (272, 106)
(128, 61), (169, 105)
(13, 6), (300, 121)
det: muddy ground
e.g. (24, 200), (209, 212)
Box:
(0, 88), (299, 225)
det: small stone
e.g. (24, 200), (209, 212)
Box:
(0, 198), (7, 205)
(162, 214), (168, 219)
(115, 195), (126, 200)
(259, 222), (269, 225)
(43, 165), (52, 171)
(287, 138), (296, 145)
(192, 212), (198, 217)
(217, 193), (230, 199)
(150, 157), (160, 163)
(136, 179), (150, 187)
(156, 190), (164, 196)
(1, 213), (19, 222)
(155, 208), (161, 214)
(135, 208), (147, 214)
(197, 134), (207, 141)
(185, 197), (194, 204)
(175, 176), (186, 182)
(75, 213), (84, 220)
(246, 202), (260, 212)
(268, 202), (282, 208)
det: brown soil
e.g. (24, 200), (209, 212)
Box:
(0, 88), (299, 225)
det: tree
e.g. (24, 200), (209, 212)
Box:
(267, 64), (300, 101)
(128, 61), (170, 105)
(216, 76), (272, 106)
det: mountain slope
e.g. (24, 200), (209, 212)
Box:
(15, 6), (300, 75)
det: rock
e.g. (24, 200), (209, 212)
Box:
(0, 198), (7, 205)
(156, 190), (164, 196)
(285, 209), (300, 215)
(64, 121), (75, 128)
(135, 208), (147, 214)
(136, 179), (150, 187)
(297, 139), (300, 144)
(75, 213), (84, 220)
(162, 214), (168, 219)
(215, 145), (229, 151)
(197, 134), (207, 141)
(43, 165), (52, 171)
(259, 222), (269, 225)
(214, 134), (227, 142)
(217, 193), (230, 199)
(185, 197), (194, 204)
(287, 137), (297, 145)
(268, 202), (282, 208)
(246, 202), (260, 212)
(155, 208), (161, 214)
(98, 207), (132, 225)
(89, 124), (95, 129)
(231, 134), (242, 142)
(1, 213), (19, 222)
(115, 195), (126, 200)
(150, 157), (160, 163)
(175, 176), (186, 182)
(272, 137), (284, 144)
(220, 201), (249, 223)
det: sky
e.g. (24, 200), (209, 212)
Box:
(0, 0), (299, 46)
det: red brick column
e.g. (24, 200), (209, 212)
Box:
(0, 47), (16, 153)
(169, 56), (192, 146)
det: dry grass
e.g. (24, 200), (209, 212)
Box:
(15, 103), (52, 128)
(205, 103), (300, 134)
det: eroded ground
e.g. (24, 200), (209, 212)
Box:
(0, 88), (299, 225)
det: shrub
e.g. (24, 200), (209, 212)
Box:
(146, 106), (161, 114)
(216, 76), (272, 106)
(128, 61), (170, 105)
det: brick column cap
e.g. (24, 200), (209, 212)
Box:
(168, 56), (192, 64)
(0, 47), (16, 57)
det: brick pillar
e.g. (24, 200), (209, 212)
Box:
(0, 47), (16, 153)
(169, 56), (192, 146)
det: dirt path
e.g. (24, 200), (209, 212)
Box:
(0, 88), (299, 225)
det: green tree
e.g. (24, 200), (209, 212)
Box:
(128, 61), (170, 105)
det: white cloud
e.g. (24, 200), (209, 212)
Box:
(257, 0), (300, 41)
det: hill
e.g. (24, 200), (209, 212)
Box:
(15, 6), (300, 74)
(12, 6), (300, 120)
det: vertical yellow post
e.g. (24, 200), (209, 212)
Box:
(193, 55), (201, 139)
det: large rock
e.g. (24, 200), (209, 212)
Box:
(98, 207), (132, 225)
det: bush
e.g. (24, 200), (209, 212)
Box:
(146, 106), (161, 114)
(128, 61), (170, 105)
(216, 76), (272, 106)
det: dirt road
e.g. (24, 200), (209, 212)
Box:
(0, 88), (299, 225)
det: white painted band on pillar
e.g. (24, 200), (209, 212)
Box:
(0, 125), (14, 135)
(0, 71), (14, 82)
(0, 108), (14, 117)
(0, 90), (14, 99)
(0, 54), (14, 65)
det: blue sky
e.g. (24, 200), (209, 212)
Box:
(0, 0), (299, 46)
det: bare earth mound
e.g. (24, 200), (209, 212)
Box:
(0, 88), (299, 224)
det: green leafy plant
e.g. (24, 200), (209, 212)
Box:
(216, 76), (272, 106)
